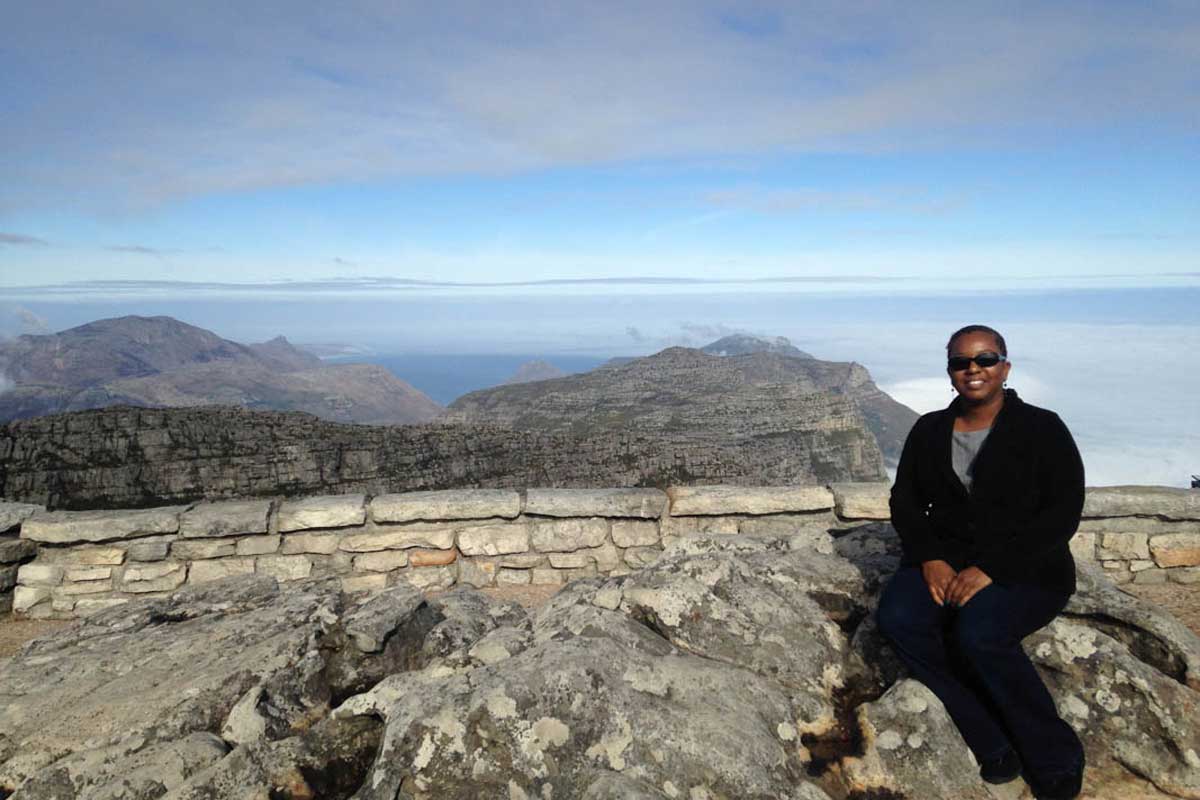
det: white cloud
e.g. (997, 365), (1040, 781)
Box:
(0, 305), (49, 338)
(879, 377), (951, 415)
(2, 2), (1197, 209)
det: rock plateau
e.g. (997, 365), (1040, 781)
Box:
(2, 522), (1198, 799)
(0, 398), (888, 509)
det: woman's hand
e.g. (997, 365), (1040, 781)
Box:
(921, 559), (957, 606)
(945, 566), (993, 607)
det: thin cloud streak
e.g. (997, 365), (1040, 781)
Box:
(0, 233), (49, 247)
(3, 274), (913, 296)
(106, 245), (180, 256)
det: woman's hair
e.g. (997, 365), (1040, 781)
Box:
(946, 324), (1007, 356)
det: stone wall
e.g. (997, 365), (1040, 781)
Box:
(3, 484), (1198, 619)
(0, 502), (41, 614)
(1075, 486), (1200, 586)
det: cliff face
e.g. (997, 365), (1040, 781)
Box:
(0, 404), (885, 509)
(445, 346), (913, 465)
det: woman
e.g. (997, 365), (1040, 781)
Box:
(876, 324), (1086, 800)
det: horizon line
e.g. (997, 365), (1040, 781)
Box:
(5, 271), (1199, 295)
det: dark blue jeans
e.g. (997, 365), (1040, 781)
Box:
(876, 566), (1084, 780)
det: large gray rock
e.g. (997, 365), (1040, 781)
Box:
(0, 576), (522, 799)
(1067, 561), (1200, 690)
(0, 577), (331, 790)
(333, 532), (869, 800)
(336, 608), (809, 799)
(160, 716), (383, 800)
(842, 680), (991, 799)
(13, 733), (229, 800)
(0, 502), (42, 534)
(4, 523), (1200, 800)
(1029, 619), (1200, 797)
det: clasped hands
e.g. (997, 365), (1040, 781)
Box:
(921, 560), (992, 607)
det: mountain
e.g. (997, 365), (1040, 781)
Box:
(700, 333), (814, 359)
(697, 334), (915, 464)
(246, 335), (323, 371)
(0, 316), (442, 425)
(502, 360), (568, 385)
(443, 346), (892, 481)
(445, 345), (916, 467)
(0, 315), (267, 387)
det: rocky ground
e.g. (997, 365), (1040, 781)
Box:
(1125, 583), (1200, 637)
(4, 581), (1193, 660)
(2, 531), (1199, 800)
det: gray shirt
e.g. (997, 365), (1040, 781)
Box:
(952, 427), (991, 492)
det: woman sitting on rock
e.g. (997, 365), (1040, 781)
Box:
(876, 324), (1086, 800)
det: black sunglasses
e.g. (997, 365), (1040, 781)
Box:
(947, 352), (1006, 371)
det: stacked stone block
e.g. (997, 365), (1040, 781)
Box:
(6, 483), (1198, 619)
(1079, 486), (1200, 585)
(1, 502), (43, 613)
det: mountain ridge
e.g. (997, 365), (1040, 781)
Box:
(445, 344), (916, 466)
(0, 315), (442, 424)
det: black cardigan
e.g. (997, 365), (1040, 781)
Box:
(889, 389), (1084, 595)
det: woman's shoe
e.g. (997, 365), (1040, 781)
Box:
(979, 749), (1022, 784)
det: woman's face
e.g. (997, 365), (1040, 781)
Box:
(947, 331), (1011, 405)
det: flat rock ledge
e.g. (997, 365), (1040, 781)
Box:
(1084, 486), (1200, 521)
(2, 524), (1199, 800)
(20, 506), (187, 544)
(666, 484), (835, 516)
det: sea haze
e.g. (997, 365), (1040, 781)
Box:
(12, 285), (1200, 487)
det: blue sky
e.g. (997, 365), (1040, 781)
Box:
(1, 1), (1197, 292)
